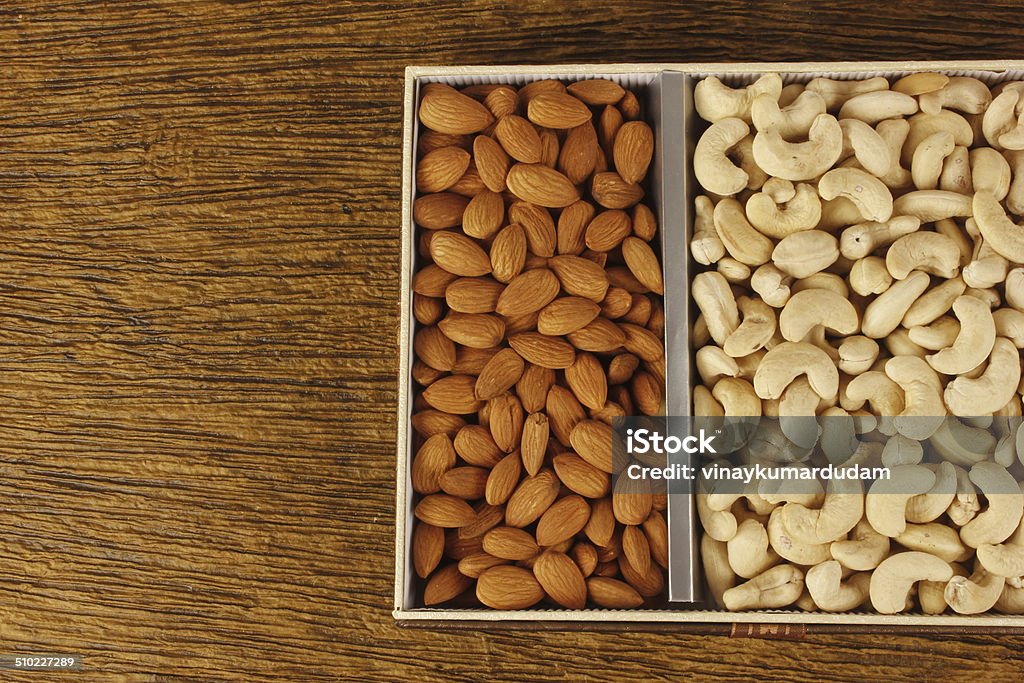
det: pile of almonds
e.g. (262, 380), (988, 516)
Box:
(410, 78), (668, 610)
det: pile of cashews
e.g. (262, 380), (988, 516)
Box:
(691, 72), (1024, 615)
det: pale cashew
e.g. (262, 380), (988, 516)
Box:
(692, 271), (739, 346)
(727, 518), (781, 579)
(908, 315), (960, 351)
(936, 218), (975, 265)
(793, 272), (849, 298)
(817, 406), (859, 463)
(838, 336), (879, 376)
(948, 464), (982, 527)
(973, 191), (1024, 263)
(903, 111), (974, 167)
(902, 275), (967, 327)
(831, 519), (890, 571)
(960, 461), (1024, 548)
(945, 567), (1006, 614)
(906, 461), (958, 523)
(881, 434), (924, 467)
(962, 234), (1009, 290)
(751, 90), (827, 139)
(695, 74), (783, 123)
(723, 296), (777, 358)
(701, 533), (735, 607)
(818, 197), (869, 231)
(977, 516), (1024, 577)
(919, 562), (969, 614)
(762, 177), (796, 202)
(745, 182), (822, 238)
(893, 72), (949, 97)
(839, 118), (892, 178)
(778, 83), (804, 108)
(1005, 150), (1024, 216)
(805, 560), (870, 612)
(692, 195), (726, 265)
(896, 522), (969, 563)
(713, 377), (762, 419)
(964, 286), (1001, 309)
(818, 168), (893, 223)
(919, 76), (992, 116)
(995, 581), (1024, 613)
(778, 288), (859, 342)
(806, 76), (889, 111)
(839, 91), (918, 125)
(772, 231), (840, 279)
(732, 135), (769, 190)
(698, 490), (738, 543)
(892, 190), (973, 222)
(886, 328), (929, 360)
(929, 417), (996, 467)
(945, 338), (1021, 415)
(696, 345), (740, 385)
(722, 564), (804, 611)
(994, 308), (1024, 348)
(876, 118), (913, 190)
(1007, 268), (1024, 311)
(840, 216), (920, 260)
(885, 355), (946, 440)
(753, 341), (839, 401)
(694, 118), (750, 196)
(885, 231), (961, 280)
(911, 131), (955, 190)
(768, 507), (831, 565)
(693, 314), (711, 348)
(844, 371), (905, 416)
(939, 146), (973, 195)
(713, 197), (774, 266)
(717, 257), (752, 284)
(782, 477), (863, 545)
(983, 89), (1024, 151)
(926, 295), (995, 375)
(870, 551), (953, 614)
(861, 271), (931, 339)
(849, 256), (893, 296)
(970, 147), (1012, 201)
(752, 113), (843, 181)
(751, 263), (793, 308)
(866, 464), (937, 537)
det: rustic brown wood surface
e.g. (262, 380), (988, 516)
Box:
(3, 1), (1024, 680)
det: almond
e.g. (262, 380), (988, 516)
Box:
(476, 565), (545, 609)
(457, 552), (509, 578)
(585, 209), (632, 252)
(490, 223), (527, 284)
(411, 410), (466, 437)
(440, 466), (489, 500)
(449, 162), (486, 197)
(537, 296), (601, 336)
(473, 135), (511, 192)
(454, 424), (503, 467)
(413, 522), (445, 578)
(548, 255), (610, 302)
(567, 79), (626, 106)
(429, 231), (492, 276)
(619, 90), (642, 120)
(621, 294), (652, 325)
(619, 554), (664, 597)
(484, 86), (519, 119)
(642, 510), (669, 569)
(520, 412), (549, 476)
(622, 524), (652, 576)
(621, 236), (664, 294)
(565, 352), (608, 410)
(413, 293), (445, 325)
(607, 353), (640, 384)
(494, 115), (543, 163)
(569, 420), (614, 474)
(462, 189), (505, 239)
(598, 105), (624, 157)
(423, 563), (474, 605)
(422, 374), (485, 414)
(445, 277), (505, 313)
(592, 172), (644, 209)
(619, 322), (664, 361)
(413, 325), (456, 372)
(631, 371), (663, 416)
(413, 263), (459, 297)
(527, 92), (592, 129)
(485, 451), (522, 506)
(453, 346), (500, 374)
(438, 312), (505, 349)
(445, 531), (485, 560)
(506, 164), (580, 209)
(557, 200), (595, 255)
(475, 348), (525, 400)
(516, 363), (555, 413)
(539, 128), (560, 168)
(535, 495), (591, 546)
(412, 360), (444, 387)
(587, 576), (644, 608)
(507, 332), (576, 369)
(505, 468), (560, 527)
(419, 87), (495, 135)
(590, 401), (626, 426)
(501, 310), (540, 335)
(411, 433), (457, 494)
(644, 356), (666, 386)
(584, 497), (616, 547)
(417, 146), (472, 193)
(533, 550), (587, 609)
(546, 385), (586, 447)
(415, 493), (478, 528)
(414, 192), (470, 230)
(647, 300), (664, 337)
(571, 541), (599, 577)
(632, 203), (657, 241)
(600, 287), (633, 319)
(567, 317), (626, 352)
(558, 122), (599, 184)
(419, 130), (472, 155)
(508, 202), (556, 258)
(606, 265), (649, 293)
(612, 121), (654, 184)
(488, 393), (524, 453)
(519, 79), (566, 102)
(458, 502), (506, 540)
(552, 453), (610, 499)
(495, 268), (560, 317)
(483, 526), (539, 561)
(612, 475), (653, 525)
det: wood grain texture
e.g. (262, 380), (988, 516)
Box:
(1, 0), (1023, 680)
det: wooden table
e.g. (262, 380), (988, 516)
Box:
(4, 1), (1024, 680)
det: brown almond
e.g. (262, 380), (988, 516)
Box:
(413, 263), (459, 297)
(422, 374), (485, 414)
(475, 348), (525, 400)
(473, 135), (511, 193)
(519, 79), (566, 102)
(413, 325), (457, 372)
(445, 277), (504, 314)
(590, 401), (626, 425)
(490, 223), (527, 284)
(569, 420), (615, 474)
(414, 192), (470, 230)
(417, 146), (472, 193)
(597, 531), (621, 563)
(612, 475), (653, 525)
(458, 502), (506, 540)
(494, 115), (543, 163)
(413, 293), (445, 325)
(594, 561), (619, 577)
(485, 451), (522, 506)
(584, 497), (616, 547)
(621, 236), (664, 294)
(622, 294), (652, 326)
(520, 412), (550, 476)
(505, 468), (560, 527)
(632, 203), (657, 241)
(537, 296), (601, 336)
(642, 510), (669, 569)
(644, 357), (666, 386)
(600, 287), (633, 319)
(585, 210), (632, 252)
(557, 200), (595, 256)
(438, 312), (505, 349)
(411, 410), (466, 437)
(495, 268), (560, 317)
(611, 385), (635, 416)
(539, 128), (560, 168)
(501, 310), (540, 335)
(454, 425), (503, 468)
(488, 393), (524, 453)
(647, 299), (664, 337)
(419, 87), (495, 135)
(484, 86), (519, 118)
(558, 122), (599, 185)
(423, 563), (474, 605)
(582, 249), (608, 268)
(592, 172), (644, 209)
(415, 493), (478, 528)
(546, 385), (586, 447)
(412, 360), (444, 387)
(429, 231), (492, 277)
(411, 433), (457, 494)
(612, 121), (654, 184)
(606, 265), (649, 293)
(413, 521), (445, 578)
(458, 552), (509, 579)
(567, 317), (627, 352)
(533, 550), (587, 609)
(619, 322), (664, 361)
(548, 255), (610, 302)
(439, 466), (489, 500)
(483, 526), (539, 561)
(527, 92), (592, 129)
(506, 164), (580, 209)
(553, 453), (610, 499)
(419, 130), (472, 155)
(587, 576), (644, 608)
(598, 105), (624, 157)
(631, 371), (663, 416)
(462, 189), (505, 239)
(619, 90), (642, 120)
(516, 364), (555, 413)
(618, 554), (664, 598)
(536, 495), (591, 546)
(508, 202), (556, 258)
(449, 162), (487, 197)
(508, 332), (576, 369)
(453, 346), (499, 375)
(622, 524), (652, 577)
(565, 352), (608, 410)
(445, 531), (485, 560)
(571, 541), (599, 577)
(607, 353), (640, 384)
(476, 565), (545, 609)
(567, 79), (626, 106)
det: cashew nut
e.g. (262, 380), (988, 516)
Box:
(861, 271), (931, 339)
(911, 131), (955, 190)
(778, 288), (859, 342)
(745, 182), (822, 238)
(692, 271), (739, 346)
(944, 337), (1021, 415)
(695, 74), (783, 123)
(753, 341), (839, 401)
(694, 118), (750, 196)
(926, 295), (996, 375)
(805, 560), (870, 612)
(885, 355), (946, 440)
(691, 195), (726, 265)
(869, 552), (953, 614)
(752, 113), (844, 181)
(866, 464), (937, 537)
(945, 567), (1005, 614)
(885, 232), (961, 280)
(714, 197), (774, 265)
(818, 168), (894, 223)
(772, 231), (840, 279)
(751, 90), (827, 139)
(840, 216), (920, 260)
(722, 564), (804, 610)
(919, 76), (992, 116)
(960, 462), (1024, 548)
